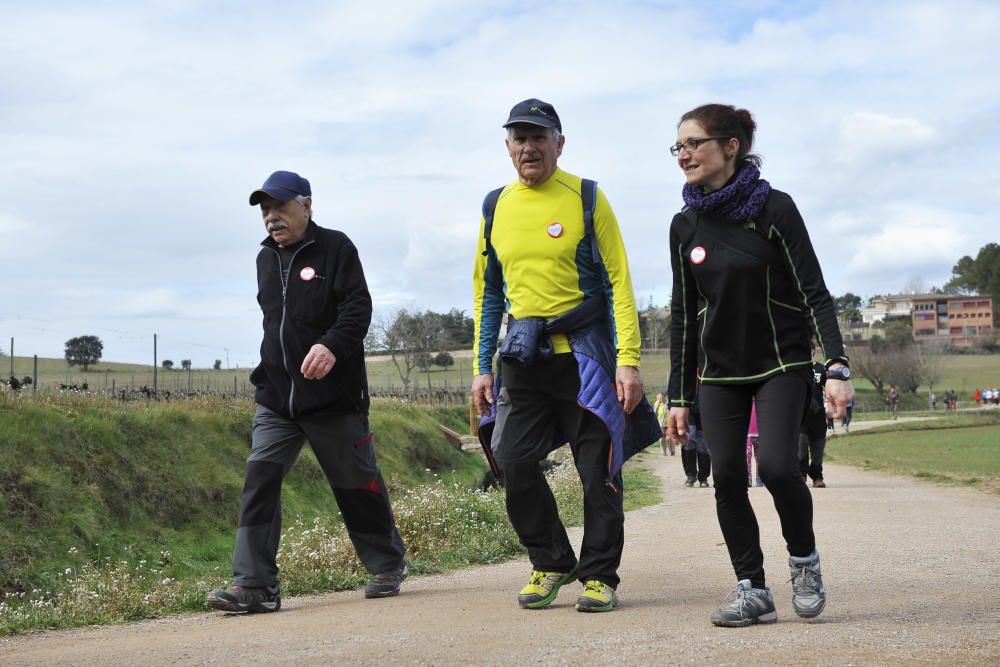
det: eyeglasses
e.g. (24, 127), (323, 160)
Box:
(669, 136), (729, 156)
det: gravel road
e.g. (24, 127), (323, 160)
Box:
(2, 418), (997, 666)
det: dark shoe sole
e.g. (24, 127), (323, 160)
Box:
(575, 596), (618, 612)
(206, 594), (281, 613)
(365, 588), (401, 599)
(710, 610), (777, 627)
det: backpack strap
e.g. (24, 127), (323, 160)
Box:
(581, 178), (601, 266)
(481, 187), (504, 257)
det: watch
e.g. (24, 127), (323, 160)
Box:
(826, 366), (851, 381)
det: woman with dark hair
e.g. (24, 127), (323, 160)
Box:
(665, 103), (854, 627)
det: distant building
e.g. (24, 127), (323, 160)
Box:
(912, 295), (993, 345)
(860, 294), (925, 325)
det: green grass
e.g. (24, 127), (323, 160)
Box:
(825, 415), (1000, 494)
(0, 393), (482, 595)
(0, 391), (660, 634)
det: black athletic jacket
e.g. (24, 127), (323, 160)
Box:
(250, 220), (371, 417)
(668, 190), (846, 408)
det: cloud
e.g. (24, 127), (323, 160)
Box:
(1, 1), (999, 363)
(836, 112), (938, 164)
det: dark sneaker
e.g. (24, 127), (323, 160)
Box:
(789, 551), (826, 618)
(365, 561), (409, 598)
(699, 481), (710, 488)
(575, 580), (618, 612)
(710, 579), (776, 627)
(207, 584), (280, 613)
(813, 479), (826, 488)
(685, 476), (696, 487)
(517, 567), (577, 609)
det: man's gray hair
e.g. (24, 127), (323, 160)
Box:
(294, 194), (312, 215)
(507, 126), (561, 142)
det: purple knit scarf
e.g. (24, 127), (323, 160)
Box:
(682, 162), (771, 224)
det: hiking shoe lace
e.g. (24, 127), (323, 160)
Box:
(517, 567), (577, 609)
(710, 579), (776, 627)
(575, 579), (619, 613)
(788, 551), (826, 618)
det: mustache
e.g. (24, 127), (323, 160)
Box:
(267, 221), (289, 232)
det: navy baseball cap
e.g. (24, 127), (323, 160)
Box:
(503, 98), (562, 132)
(249, 170), (311, 206)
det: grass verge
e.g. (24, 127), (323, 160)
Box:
(825, 414), (1000, 495)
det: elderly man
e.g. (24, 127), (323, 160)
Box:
(207, 170), (407, 613)
(472, 99), (657, 613)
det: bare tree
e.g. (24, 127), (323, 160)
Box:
(849, 344), (890, 396)
(916, 341), (948, 408)
(639, 298), (670, 351)
(374, 309), (440, 394)
(885, 347), (921, 394)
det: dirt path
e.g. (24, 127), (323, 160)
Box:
(2, 429), (998, 665)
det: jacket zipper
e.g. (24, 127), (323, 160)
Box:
(269, 239), (315, 418)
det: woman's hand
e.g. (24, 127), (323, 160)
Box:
(667, 407), (690, 446)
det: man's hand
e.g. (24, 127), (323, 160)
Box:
(667, 407), (690, 446)
(301, 344), (336, 380)
(472, 373), (494, 417)
(616, 365), (643, 414)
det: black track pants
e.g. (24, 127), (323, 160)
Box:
(494, 355), (624, 589)
(699, 371), (816, 589)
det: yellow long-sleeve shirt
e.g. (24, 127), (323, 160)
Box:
(472, 168), (640, 376)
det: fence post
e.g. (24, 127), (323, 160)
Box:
(32, 355), (37, 394)
(153, 333), (158, 398)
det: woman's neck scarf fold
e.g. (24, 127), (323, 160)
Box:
(682, 162), (771, 224)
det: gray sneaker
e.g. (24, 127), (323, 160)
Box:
(206, 584), (281, 613)
(710, 579), (777, 627)
(364, 561), (408, 598)
(789, 550), (826, 618)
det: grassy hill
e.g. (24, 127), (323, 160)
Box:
(0, 393), (484, 595)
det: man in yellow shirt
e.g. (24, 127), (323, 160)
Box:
(471, 98), (648, 613)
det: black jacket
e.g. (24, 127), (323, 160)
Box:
(668, 190), (846, 407)
(250, 220), (371, 417)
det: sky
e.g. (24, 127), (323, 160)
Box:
(2, 0), (998, 367)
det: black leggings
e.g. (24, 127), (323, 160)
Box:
(699, 371), (816, 589)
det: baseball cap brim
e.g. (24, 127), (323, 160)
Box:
(502, 116), (559, 129)
(249, 186), (300, 206)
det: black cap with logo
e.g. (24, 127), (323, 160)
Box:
(502, 98), (561, 132)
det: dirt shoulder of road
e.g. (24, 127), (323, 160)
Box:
(2, 431), (998, 666)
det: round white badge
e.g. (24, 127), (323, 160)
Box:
(299, 266), (316, 281)
(690, 246), (707, 264)
(547, 222), (563, 238)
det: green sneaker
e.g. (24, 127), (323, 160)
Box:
(517, 567), (577, 609)
(575, 580), (618, 612)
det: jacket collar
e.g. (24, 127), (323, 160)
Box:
(260, 219), (318, 249)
